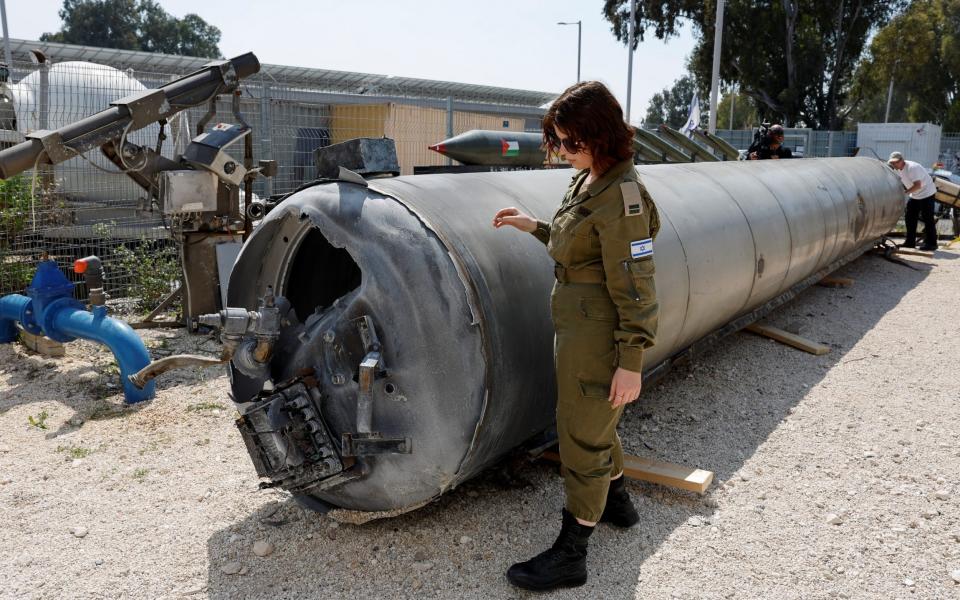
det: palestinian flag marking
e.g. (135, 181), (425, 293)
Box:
(501, 139), (520, 157)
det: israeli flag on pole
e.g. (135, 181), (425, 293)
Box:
(680, 92), (701, 138)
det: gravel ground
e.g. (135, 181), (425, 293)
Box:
(1, 244), (959, 600)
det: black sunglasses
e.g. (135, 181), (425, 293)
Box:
(547, 135), (581, 154)
(559, 137), (582, 154)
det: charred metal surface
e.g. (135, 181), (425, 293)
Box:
(225, 158), (904, 515)
(236, 374), (344, 494)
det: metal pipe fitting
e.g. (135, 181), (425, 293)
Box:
(128, 353), (228, 389)
(74, 255), (106, 306)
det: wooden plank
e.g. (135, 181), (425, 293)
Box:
(541, 451), (713, 495)
(745, 323), (830, 355)
(818, 276), (854, 288)
(17, 328), (65, 357)
(894, 247), (936, 257)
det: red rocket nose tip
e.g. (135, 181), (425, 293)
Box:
(428, 143), (447, 154)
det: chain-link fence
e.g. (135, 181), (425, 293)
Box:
(711, 129), (859, 157)
(714, 128), (960, 163)
(0, 46), (549, 303)
(940, 133), (960, 169)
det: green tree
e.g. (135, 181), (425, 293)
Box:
(717, 89), (758, 129)
(41, 0), (221, 58)
(603, 0), (904, 129)
(849, 0), (960, 129)
(643, 75), (701, 128)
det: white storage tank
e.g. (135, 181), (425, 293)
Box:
(857, 122), (942, 168)
(8, 61), (165, 205)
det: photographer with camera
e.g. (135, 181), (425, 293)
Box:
(748, 123), (794, 160)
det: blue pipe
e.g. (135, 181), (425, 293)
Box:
(49, 302), (155, 403)
(0, 260), (155, 404)
(0, 294), (31, 343)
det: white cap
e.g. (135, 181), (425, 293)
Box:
(888, 151), (904, 164)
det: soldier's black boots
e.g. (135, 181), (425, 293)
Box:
(506, 509), (593, 591)
(600, 475), (640, 528)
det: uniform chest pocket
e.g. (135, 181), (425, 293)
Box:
(549, 209), (597, 265)
(554, 210), (593, 238)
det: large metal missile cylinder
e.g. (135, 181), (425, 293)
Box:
(226, 158), (903, 514)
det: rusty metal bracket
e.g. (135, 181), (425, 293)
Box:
(110, 88), (171, 129)
(25, 129), (74, 164)
(341, 433), (410, 457)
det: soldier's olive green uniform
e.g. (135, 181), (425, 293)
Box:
(531, 158), (660, 523)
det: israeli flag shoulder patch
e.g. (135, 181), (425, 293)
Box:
(630, 238), (653, 259)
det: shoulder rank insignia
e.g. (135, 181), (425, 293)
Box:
(621, 181), (644, 216)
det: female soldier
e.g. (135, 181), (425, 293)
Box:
(492, 80), (660, 591)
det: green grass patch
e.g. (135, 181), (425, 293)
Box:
(27, 410), (49, 430)
(57, 444), (93, 459)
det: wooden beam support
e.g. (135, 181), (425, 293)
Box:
(745, 323), (830, 355)
(818, 276), (854, 288)
(894, 247), (936, 257)
(18, 328), (65, 357)
(541, 450), (714, 495)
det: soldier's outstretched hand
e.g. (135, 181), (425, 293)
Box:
(493, 207), (537, 233)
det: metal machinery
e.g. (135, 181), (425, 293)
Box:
(199, 157), (902, 516)
(0, 52), (273, 325)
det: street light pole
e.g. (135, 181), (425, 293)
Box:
(557, 21), (582, 82)
(626, 0), (636, 124)
(0, 0), (13, 70)
(708, 0), (725, 134)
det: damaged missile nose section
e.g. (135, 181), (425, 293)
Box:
(208, 286), (411, 504)
(222, 177), (505, 516)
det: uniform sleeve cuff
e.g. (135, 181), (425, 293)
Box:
(617, 344), (645, 373)
(531, 220), (551, 245)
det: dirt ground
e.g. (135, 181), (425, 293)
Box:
(1, 243), (959, 600)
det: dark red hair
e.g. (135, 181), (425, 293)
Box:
(542, 81), (635, 174)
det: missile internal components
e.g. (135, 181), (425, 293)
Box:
(224, 157), (903, 515)
(128, 288), (284, 389)
(197, 288), (283, 379)
(428, 129), (545, 166)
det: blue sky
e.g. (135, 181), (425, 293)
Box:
(4, 0), (698, 122)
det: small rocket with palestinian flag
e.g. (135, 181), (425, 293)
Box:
(428, 130), (546, 166)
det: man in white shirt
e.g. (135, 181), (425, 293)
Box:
(888, 151), (939, 251)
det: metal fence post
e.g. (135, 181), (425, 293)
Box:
(260, 81), (274, 197)
(445, 96), (453, 166)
